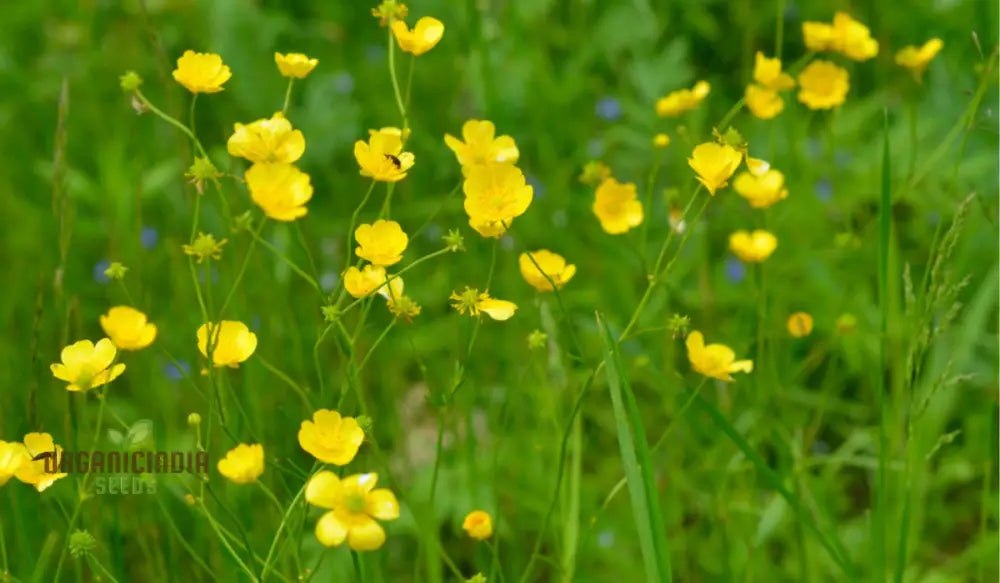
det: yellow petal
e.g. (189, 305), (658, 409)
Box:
(365, 488), (400, 521)
(315, 510), (349, 547)
(305, 471), (343, 509)
(346, 515), (386, 551)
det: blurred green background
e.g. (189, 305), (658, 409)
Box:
(0, 0), (997, 581)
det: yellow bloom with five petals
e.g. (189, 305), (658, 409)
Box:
(519, 250), (576, 292)
(355, 220), (408, 267)
(306, 471), (400, 551)
(655, 81), (710, 117)
(196, 321), (257, 368)
(449, 288), (518, 321)
(354, 129), (415, 182)
(592, 178), (643, 234)
(733, 169), (788, 209)
(274, 52), (318, 78)
(729, 230), (778, 263)
(462, 163), (533, 237)
(100, 306), (157, 351)
(745, 85), (785, 119)
(50, 338), (126, 392)
(343, 264), (390, 299)
(298, 409), (365, 466)
(391, 16), (444, 56)
(0, 441), (29, 487)
(462, 510), (493, 540)
(688, 142), (743, 195)
(217, 444), (265, 484)
(172, 50), (231, 94)
(685, 331), (753, 382)
(227, 113), (305, 164)
(797, 60), (849, 110)
(787, 312), (814, 338)
(444, 120), (519, 168)
(753, 52), (795, 91)
(15, 433), (69, 492)
(245, 162), (313, 221)
(895, 39), (943, 83)
(802, 13), (878, 61)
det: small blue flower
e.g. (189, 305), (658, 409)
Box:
(424, 223), (442, 241)
(595, 96), (622, 121)
(814, 178), (833, 202)
(587, 138), (605, 159)
(250, 315), (261, 332)
(927, 211), (940, 227)
(804, 138), (822, 159)
(333, 72), (355, 95)
(526, 173), (545, 199)
(552, 210), (567, 227)
(365, 44), (386, 63)
(597, 530), (615, 548)
(320, 272), (339, 292)
(724, 257), (746, 283)
(164, 360), (190, 381)
(140, 226), (159, 249)
(834, 150), (852, 168)
(93, 259), (111, 284)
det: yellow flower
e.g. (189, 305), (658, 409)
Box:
(745, 85), (785, 119)
(100, 306), (157, 351)
(343, 264), (390, 298)
(685, 331), (753, 382)
(797, 60), (849, 110)
(306, 471), (400, 551)
(653, 133), (671, 148)
(298, 409), (364, 465)
(274, 52), (318, 78)
(895, 39), (943, 83)
(245, 162), (313, 221)
(0, 441), (29, 487)
(787, 312), (814, 338)
(745, 157), (770, 177)
(462, 164), (533, 236)
(733, 169), (788, 209)
(172, 50), (231, 94)
(355, 220), (408, 267)
(391, 16), (445, 56)
(196, 321), (257, 368)
(15, 433), (68, 492)
(444, 120), (520, 168)
(386, 294), (422, 321)
(354, 129), (415, 182)
(218, 444), (264, 484)
(802, 13), (878, 61)
(687, 142), (743, 195)
(593, 177), (643, 234)
(655, 81), (710, 117)
(227, 113), (305, 164)
(752, 52), (795, 91)
(183, 232), (227, 263)
(519, 250), (576, 292)
(729, 230), (778, 263)
(449, 288), (517, 321)
(50, 339), (126, 392)
(462, 510), (493, 540)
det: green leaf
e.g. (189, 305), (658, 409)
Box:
(597, 313), (671, 583)
(127, 419), (153, 445)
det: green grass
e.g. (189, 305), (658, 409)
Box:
(0, 1), (998, 581)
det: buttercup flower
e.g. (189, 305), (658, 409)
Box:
(688, 142), (742, 195)
(462, 510), (493, 540)
(895, 39), (943, 83)
(298, 409), (364, 465)
(100, 306), (157, 351)
(655, 81), (710, 117)
(519, 250), (576, 292)
(196, 321), (258, 368)
(306, 471), (400, 551)
(275, 52), (318, 78)
(592, 177), (643, 234)
(733, 169), (788, 209)
(343, 264), (390, 298)
(449, 288), (517, 321)
(444, 120), (519, 167)
(803, 21), (836, 52)
(797, 60), (849, 110)
(50, 339), (126, 392)
(391, 16), (445, 56)
(355, 220), (408, 266)
(183, 232), (227, 263)
(729, 230), (778, 263)
(227, 113), (305, 164)
(787, 312), (814, 337)
(217, 444), (265, 484)
(386, 294), (422, 321)
(354, 129), (415, 182)
(463, 163), (533, 236)
(15, 433), (68, 492)
(0, 441), (29, 487)
(753, 52), (795, 91)
(245, 162), (313, 221)
(802, 13), (878, 61)
(685, 331), (753, 382)
(745, 85), (785, 119)
(172, 50), (231, 94)
(653, 133), (671, 148)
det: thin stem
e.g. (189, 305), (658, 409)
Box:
(387, 23), (408, 130)
(257, 354), (313, 411)
(199, 500), (260, 582)
(282, 78), (295, 115)
(134, 90), (208, 159)
(0, 506), (8, 577)
(248, 227), (322, 293)
(219, 216), (267, 318)
(87, 556), (122, 583)
(357, 320), (397, 371)
(261, 477), (309, 580)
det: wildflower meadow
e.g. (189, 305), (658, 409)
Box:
(1, 1), (998, 581)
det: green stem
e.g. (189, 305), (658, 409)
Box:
(199, 500), (260, 582)
(313, 324), (334, 401)
(219, 216), (267, 318)
(248, 227), (322, 293)
(387, 23), (408, 131)
(0, 505), (8, 577)
(260, 477), (309, 580)
(257, 354), (313, 411)
(134, 90), (208, 159)
(282, 78), (295, 115)
(357, 320), (397, 371)
(87, 555), (122, 583)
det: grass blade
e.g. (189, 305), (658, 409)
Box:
(692, 394), (857, 579)
(874, 107), (892, 580)
(598, 313), (672, 583)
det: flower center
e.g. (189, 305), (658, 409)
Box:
(345, 491), (367, 515)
